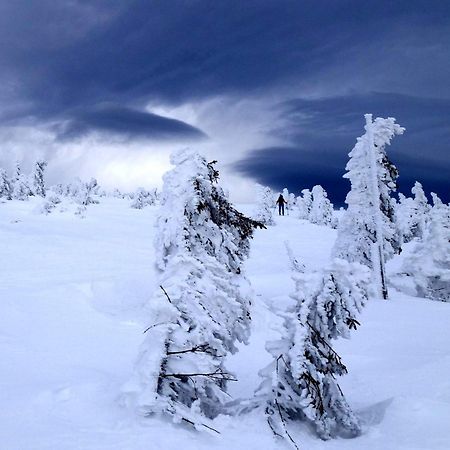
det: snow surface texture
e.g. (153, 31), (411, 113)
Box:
(1, 198), (450, 449)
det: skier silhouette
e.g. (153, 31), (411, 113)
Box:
(276, 194), (287, 216)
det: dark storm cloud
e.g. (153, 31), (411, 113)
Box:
(57, 105), (207, 141)
(234, 93), (450, 204)
(0, 0), (448, 193)
(1, 1), (449, 114)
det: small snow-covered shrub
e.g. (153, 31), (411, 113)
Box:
(0, 169), (12, 200)
(309, 185), (337, 228)
(130, 187), (157, 209)
(400, 196), (450, 302)
(254, 185), (275, 225)
(254, 256), (370, 442)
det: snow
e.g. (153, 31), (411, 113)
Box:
(1, 198), (449, 449)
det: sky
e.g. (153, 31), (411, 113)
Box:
(0, 0), (449, 204)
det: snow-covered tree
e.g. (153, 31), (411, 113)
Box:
(396, 193), (416, 244)
(411, 181), (430, 238)
(74, 178), (99, 217)
(124, 149), (264, 429)
(13, 174), (31, 201)
(332, 114), (404, 299)
(39, 194), (62, 215)
(32, 160), (47, 197)
(131, 187), (157, 209)
(309, 185), (337, 228)
(14, 161), (21, 182)
(297, 188), (312, 220)
(396, 182), (430, 244)
(255, 257), (370, 442)
(401, 197), (450, 302)
(254, 185), (275, 225)
(282, 187), (292, 215)
(0, 169), (13, 200)
(51, 183), (66, 196)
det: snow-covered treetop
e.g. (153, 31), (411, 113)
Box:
(157, 149), (264, 274)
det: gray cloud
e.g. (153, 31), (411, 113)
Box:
(55, 104), (207, 141)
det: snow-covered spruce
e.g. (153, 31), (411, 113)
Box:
(332, 114), (404, 298)
(74, 178), (100, 217)
(13, 174), (31, 201)
(131, 187), (157, 209)
(39, 194), (62, 215)
(0, 169), (13, 200)
(309, 185), (337, 228)
(396, 193), (416, 245)
(400, 194), (450, 302)
(255, 257), (370, 442)
(296, 189), (312, 220)
(124, 150), (264, 429)
(282, 187), (295, 215)
(396, 181), (430, 244)
(32, 160), (47, 197)
(254, 185), (275, 225)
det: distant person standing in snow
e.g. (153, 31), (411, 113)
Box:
(276, 194), (287, 216)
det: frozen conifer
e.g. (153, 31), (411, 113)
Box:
(396, 193), (416, 244)
(13, 174), (31, 201)
(0, 169), (12, 200)
(124, 149), (264, 429)
(131, 187), (156, 209)
(332, 114), (404, 298)
(410, 181), (430, 239)
(309, 185), (337, 228)
(282, 187), (293, 215)
(297, 189), (312, 220)
(14, 161), (21, 182)
(401, 198), (450, 302)
(32, 160), (47, 197)
(397, 182), (430, 244)
(39, 194), (62, 215)
(74, 178), (99, 217)
(256, 257), (369, 442)
(254, 185), (275, 225)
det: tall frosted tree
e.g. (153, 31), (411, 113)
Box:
(333, 114), (404, 299)
(255, 257), (369, 443)
(410, 181), (430, 239)
(124, 149), (263, 429)
(297, 189), (312, 220)
(254, 185), (275, 225)
(13, 174), (31, 201)
(14, 160), (21, 182)
(0, 169), (12, 200)
(32, 160), (47, 197)
(396, 182), (430, 244)
(309, 185), (336, 228)
(401, 195), (450, 302)
(396, 193), (416, 244)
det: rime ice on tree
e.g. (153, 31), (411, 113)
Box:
(255, 256), (369, 442)
(401, 194), (450, 302)
(13, 174), (31, 201)
(125, 149), (263, 430)
(309, 185), (337, 228)
(296, 189), (312, 220)
(396, 182), (430, 244)
(254, 185), (275, 225)
(32, 160), (48, 197)
(333, 114), (404, 299)
(0, 169), (12, 200)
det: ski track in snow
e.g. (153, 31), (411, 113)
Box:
(1, 198), (449, 450)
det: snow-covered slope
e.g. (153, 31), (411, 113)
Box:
(1, 198), (449, 449)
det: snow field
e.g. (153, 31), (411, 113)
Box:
(1, 198), (449, 449)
